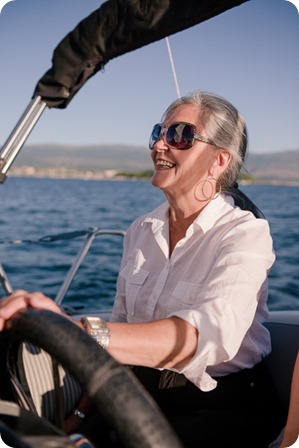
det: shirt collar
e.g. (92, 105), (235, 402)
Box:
(141, 195), (235, 234)
(194, 194), (235, 233)
(142, 202), (169, 234)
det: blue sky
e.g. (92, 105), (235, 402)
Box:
(0, 0), (298, 155)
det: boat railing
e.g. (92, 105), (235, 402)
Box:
(0, 228), (125, 309)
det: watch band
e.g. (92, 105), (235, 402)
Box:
(81, 316), (110, 350)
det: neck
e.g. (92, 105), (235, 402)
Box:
(167, 196), (208, 256)
(165, 190), (209, 226)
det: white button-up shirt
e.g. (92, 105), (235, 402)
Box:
(111, 194), (275, 391)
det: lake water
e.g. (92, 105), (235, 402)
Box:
(0, 177), (298, 312)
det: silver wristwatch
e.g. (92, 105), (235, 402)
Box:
(80, 316), (110, 350)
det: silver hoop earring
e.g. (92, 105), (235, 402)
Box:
(195, 177), (221, 202)
(211, 177), (221, 199)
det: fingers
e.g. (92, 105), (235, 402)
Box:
(0, 290), (61, 331)
(0, 293), (27, 331)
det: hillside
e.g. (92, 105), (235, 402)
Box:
(244, 150), (299, 183)
(11, 144), (151, 172)
(7, 144), (299, 183)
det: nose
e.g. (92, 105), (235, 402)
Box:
(155, 139), (169, 152)
(154, 130), (170, 151)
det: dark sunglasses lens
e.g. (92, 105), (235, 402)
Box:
(149, 124), (162, 149)
(166, 123), (194, 149)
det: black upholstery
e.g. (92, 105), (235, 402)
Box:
(264, 316), (299, 413)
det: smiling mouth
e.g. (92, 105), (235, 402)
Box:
(156, 159), (176, 169)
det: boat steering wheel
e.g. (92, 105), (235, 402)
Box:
(0, 308), (182, 448)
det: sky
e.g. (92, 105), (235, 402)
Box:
(0, 0), (298, 155)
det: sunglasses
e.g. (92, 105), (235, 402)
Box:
(149, 122), (217, 150)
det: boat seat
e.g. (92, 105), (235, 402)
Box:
(264, 311), (299, 413)
(6, 341), (82, 424)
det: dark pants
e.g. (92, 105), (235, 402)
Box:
(132, 361), (285, 448)
(80, 361), (285, 448)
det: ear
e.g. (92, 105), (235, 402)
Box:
(211, 149), (231, 176)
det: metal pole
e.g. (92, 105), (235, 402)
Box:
(54, 229), (125, 306)
(0, 96), (47, 183)
(0, 263), (13, 295)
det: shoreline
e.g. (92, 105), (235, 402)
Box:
(8, 166), (299, 187)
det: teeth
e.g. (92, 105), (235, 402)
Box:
(156, 159), (175, 168)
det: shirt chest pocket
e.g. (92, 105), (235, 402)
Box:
(120, 265), (149, 316)
(168, 281), (199, 313)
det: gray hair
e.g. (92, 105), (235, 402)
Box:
(162, 90), (247, 192)
(162, 91), (264, 218)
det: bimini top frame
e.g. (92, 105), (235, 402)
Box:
(0, 96), (46, 184)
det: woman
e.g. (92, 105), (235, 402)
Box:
(0, 91), (284, 447)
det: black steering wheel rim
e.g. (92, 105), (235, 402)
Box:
(3, 308), (182, 448)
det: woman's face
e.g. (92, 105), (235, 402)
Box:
(150, 104), (221, 198)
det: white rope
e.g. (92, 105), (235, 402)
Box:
(165, 37), (181, 98)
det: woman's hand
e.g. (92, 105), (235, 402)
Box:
(0, 289), (63, 331)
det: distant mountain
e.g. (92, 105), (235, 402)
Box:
(11, 143), (152, 172)
(8, 144), (299, 183)
(244, 150), (299, 182)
